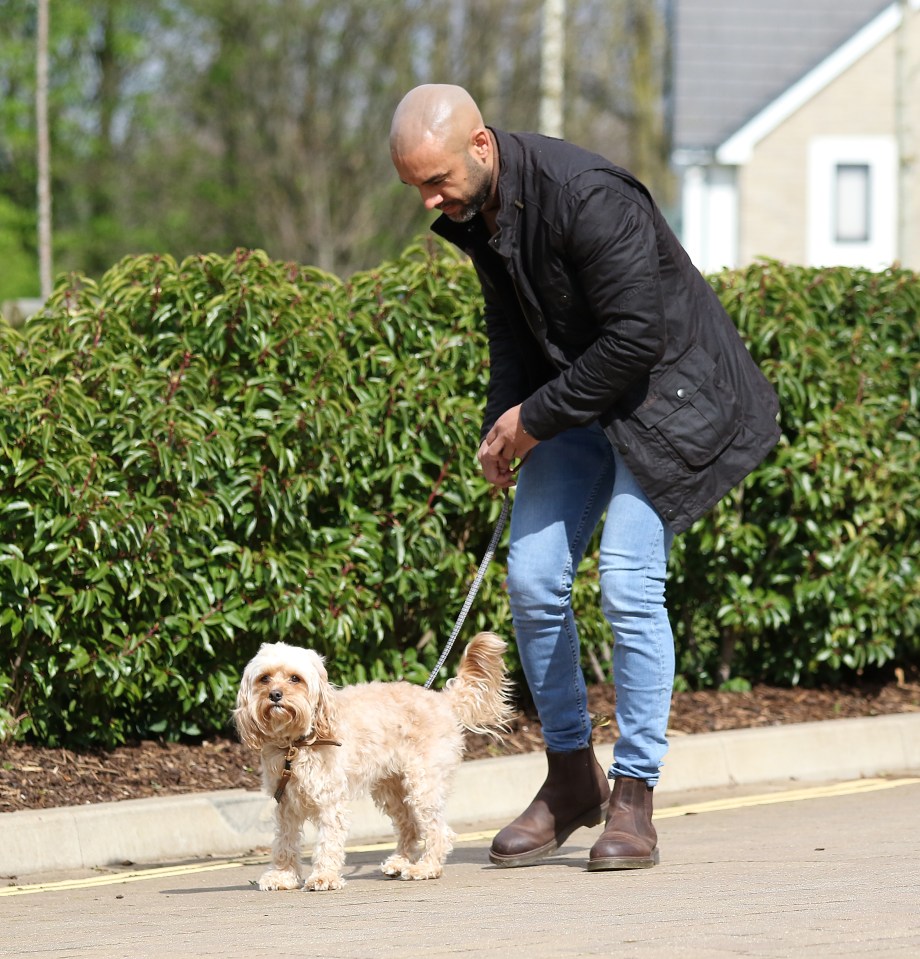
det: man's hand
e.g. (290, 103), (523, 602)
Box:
(477, 404), (539, 487)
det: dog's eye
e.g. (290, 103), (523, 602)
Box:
(258, 674), (270, 684)
(289, 675), (301, 684)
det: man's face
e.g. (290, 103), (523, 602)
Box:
(394, 140), (492, 223)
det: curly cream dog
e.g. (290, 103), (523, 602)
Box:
(234, 632), (512, 891)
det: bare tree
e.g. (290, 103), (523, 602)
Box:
(540, 0), (566, 137)
(7, 0), (675, 280)
(626, 0), (672, 205)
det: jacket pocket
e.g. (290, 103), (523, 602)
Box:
(634, 345), (741, 469)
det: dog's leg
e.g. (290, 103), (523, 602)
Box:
(258, 801), (304, 891)
(374, 776), (422, 878)
(392, 766), (455, 881)
(304, 805), (350, 892)
(399, 810), (454, 880)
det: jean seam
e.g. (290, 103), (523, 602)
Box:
(559, 455), (615, 745)
(644, 523), (669, 740)
(603, 453), (674, 784)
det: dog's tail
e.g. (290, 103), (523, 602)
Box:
(443, 631), (514, 735)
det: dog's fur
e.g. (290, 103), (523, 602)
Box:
(234, 632), (513, 891)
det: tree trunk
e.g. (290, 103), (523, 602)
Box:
(540, 0), (566, 138)
(36, 0), (52, 300)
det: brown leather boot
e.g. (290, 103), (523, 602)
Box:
(587, 775), (659, 870)
(489, 746), (610, 867)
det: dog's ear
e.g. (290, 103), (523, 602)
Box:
(233, 662), (263, 750)
(306, 652), (337, 740)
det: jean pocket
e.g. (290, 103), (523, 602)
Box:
(634, 345), (742, 468)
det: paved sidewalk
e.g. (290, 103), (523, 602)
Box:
(2, 776), (919, 958)
(3, 712), (919, 878)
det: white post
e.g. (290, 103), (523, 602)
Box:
(539, 0), (566, 138)
(895, 0), (916, 266)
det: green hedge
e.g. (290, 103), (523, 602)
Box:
(676, 263), (920, 686)
(1, 247), (917, 746)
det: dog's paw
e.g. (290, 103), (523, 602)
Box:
(380, 854), (413, 878)
(258, 868), (302, 891)
(304, 870), (346, 892)
(394, 861), (443, 881)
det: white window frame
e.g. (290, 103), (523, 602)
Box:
(807, 136), (897, 268)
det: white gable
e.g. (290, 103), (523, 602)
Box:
(716, 1), (917, 163)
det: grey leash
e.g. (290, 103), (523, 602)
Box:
(424, 489), (512, 689)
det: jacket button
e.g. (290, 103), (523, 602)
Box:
(665, 508), (676, 520)
(616, 441), (629, 454)
(676, 387), (688, 399)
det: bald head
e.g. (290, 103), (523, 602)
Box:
(390, 84), (485, 159)
(390, 84), (497, 224)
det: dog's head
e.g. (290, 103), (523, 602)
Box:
(233, 642), (335, 749)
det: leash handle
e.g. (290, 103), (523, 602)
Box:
(423, 490), (511, 689)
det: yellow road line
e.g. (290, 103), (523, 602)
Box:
(3, 777), (917, 897)
(654, 776), (920, 819)
(0, 857), (264, 897)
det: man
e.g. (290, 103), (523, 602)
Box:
(390, 84), (779, 871)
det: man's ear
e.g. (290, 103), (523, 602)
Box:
(471, 127), (490, 160)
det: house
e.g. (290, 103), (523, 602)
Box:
(671, 0), (920, 272)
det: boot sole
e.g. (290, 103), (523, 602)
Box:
(488, 801), (608, 868)
(586, 848), (660, 871)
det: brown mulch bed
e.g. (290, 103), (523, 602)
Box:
(2, 670), (918, 814)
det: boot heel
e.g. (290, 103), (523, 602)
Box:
(574, 799), (608, 832)
(586, 847), (660, 871)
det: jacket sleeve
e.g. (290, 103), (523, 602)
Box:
(521, 176), (668, 438)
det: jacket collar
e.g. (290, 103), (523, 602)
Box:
(489, 128), (525, 257)
(431, 127), (523, 257)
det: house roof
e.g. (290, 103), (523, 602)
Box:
(671, 0), (894, 159)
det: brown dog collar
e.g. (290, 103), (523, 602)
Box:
(273, 734), (342, 803)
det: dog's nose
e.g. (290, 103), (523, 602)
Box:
(269, 689), (283, 704)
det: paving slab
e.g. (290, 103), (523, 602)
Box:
(2, 713), (919, 878)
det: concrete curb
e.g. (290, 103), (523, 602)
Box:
(3, 713), (919, 877)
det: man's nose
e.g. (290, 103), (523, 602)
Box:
(269, 689), (283, 703)
(420, 187), (443, 211)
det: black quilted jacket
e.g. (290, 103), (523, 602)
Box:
(432, 128), (780, 534)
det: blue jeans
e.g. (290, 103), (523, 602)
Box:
(506, 424), (675, 785)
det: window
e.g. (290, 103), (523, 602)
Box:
(834, 163), (871, 243)
(807, 136), (896, 268)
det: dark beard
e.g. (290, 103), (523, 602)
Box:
(446, 159), (494, 223)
